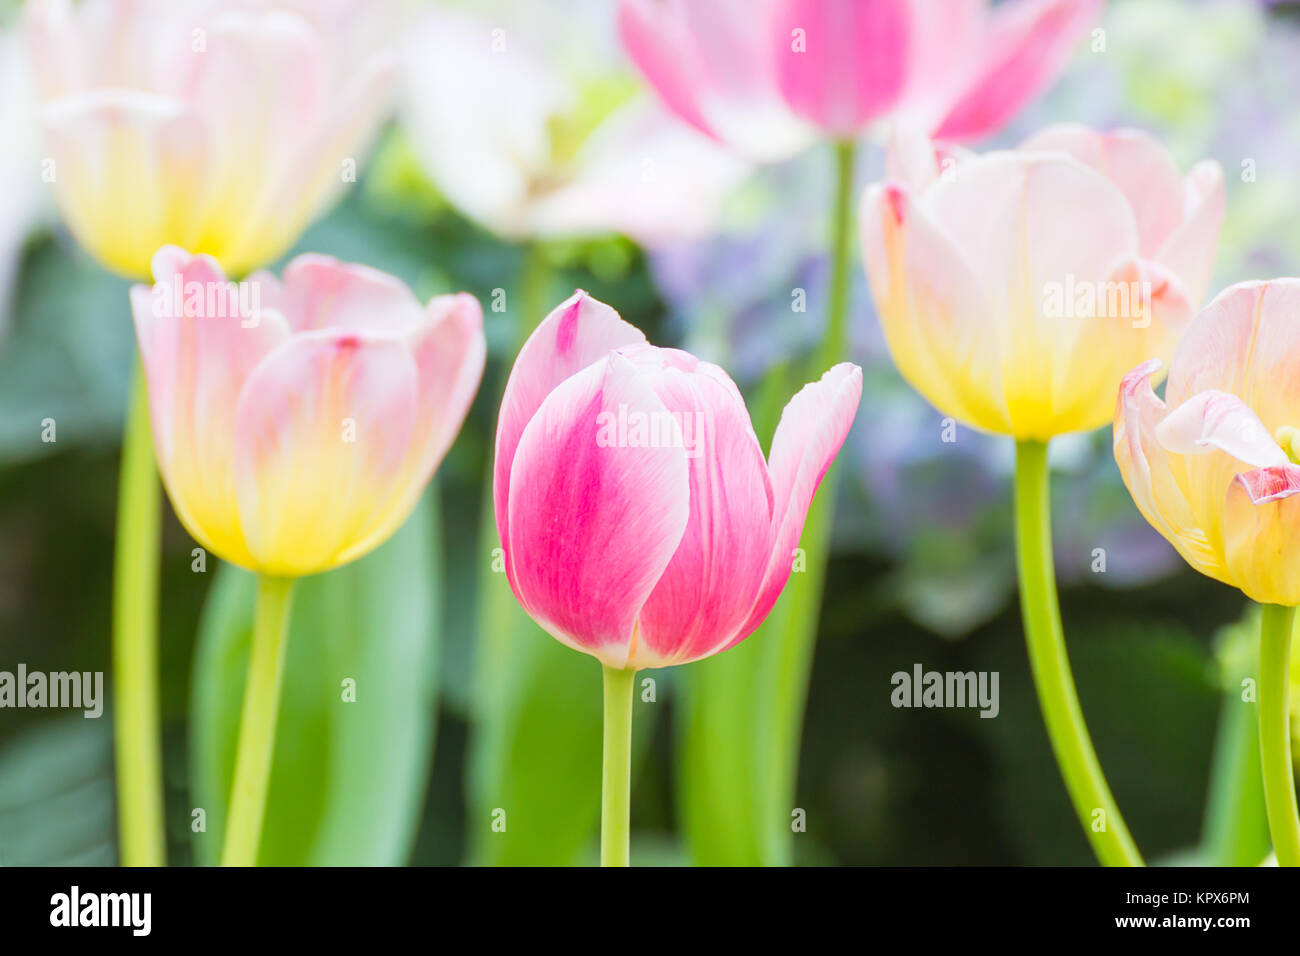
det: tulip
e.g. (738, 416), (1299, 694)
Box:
(860, 124), (1223, 866)
(493, 290), (861, 864)
(862, 123), (1224, 441)
(1115, 280), (1300, 865)
(24, 0), (396, 280)
(24, 0), (397, 865)
(133, 245), (484, 864)
(619, 0), (1100, 163)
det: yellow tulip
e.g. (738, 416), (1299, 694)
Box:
(861, 124), (1224, 440)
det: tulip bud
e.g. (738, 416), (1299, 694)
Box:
(493, 290), (861, 669)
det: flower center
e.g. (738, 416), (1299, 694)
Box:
(1275, 426), (1300, 465)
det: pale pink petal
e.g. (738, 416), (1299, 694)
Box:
(493, 291), (646, 579)
(406, 293), (486, 471)
(618, 0), (813, 163)
(1155, 390), (1288, 468)
(933, 0), (1099, 142)
(132, 245), (289, 568)
(621, 348), (776, 667)
(275, 253), (424, 334)
(232, 330), (419, 577)
(617, 0), (719, 142)
(1164, 280), (1300, 432)
(895, 0), (985, 118)
(1154, 160), (1225, 306)
(504, 353), (691, 668)
(728, 363), (862, 648)
(771, 0), (910, 136)
(1020, 124), (1186, 257)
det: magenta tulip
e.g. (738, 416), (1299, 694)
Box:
(619, 0), (1101, 161)
(493, 290), (862, 670)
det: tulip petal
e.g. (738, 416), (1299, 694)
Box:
(494, 291), (646, 581)
(1164, 279), (1300, 432)
(504, 353), (691, 668)
(860, 181), (1011, 433)
(275, 253), (425, 334)
(232, 330), (419, 577)
(1020, 124), (1186, 258)
(1112, 359), (1222, 574)
(772, 0), (910, 136)
(933, 0), (1098, 142)
(1155, 390), (1288, 468)
(624, 348), (776, 667)
(728, 363), (862, 648)
(1154, 160), (1226, 306)
(1223, 465), (1300, 605)
(133, 246), (290, 567)
(618, 0), (813, 162)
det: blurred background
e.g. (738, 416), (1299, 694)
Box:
(1, 0), (1298, 866)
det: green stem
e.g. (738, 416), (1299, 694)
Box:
(1013, 439), (1143, 866)
(813, 139), (856, 379)
(112, 359), (165, 867)
(1257, 603), (1300, 866)
(600, 664), (635, 867)
(220, 575), (296, 867)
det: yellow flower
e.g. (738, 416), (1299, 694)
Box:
(861, 124), (1224, 440)
(24, 0), (395, 279)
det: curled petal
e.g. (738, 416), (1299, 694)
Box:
(1112, 359), (1222, 577)
(505, 353), (691, 668)
(232, 331), (419, 577)
(728, 363), (862, 648)
(1154, 390), (1288, 468)
(1224, 466), (1300, 605)
(494, 291), (646, 577)
(1235, 465), (1300, 505)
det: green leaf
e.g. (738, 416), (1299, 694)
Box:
(0, 714), (117, 866)
(189, 489), (441, 866)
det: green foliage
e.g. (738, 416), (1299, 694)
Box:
(189, 491), (441, 866)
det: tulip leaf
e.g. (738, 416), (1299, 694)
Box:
(0, 714), (117, 866)
(189, 489), (441, 866)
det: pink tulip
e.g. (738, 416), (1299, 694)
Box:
(619, 0), (1101, 162)
(493, 291), (862, 669)
(133, 246), (485, 578)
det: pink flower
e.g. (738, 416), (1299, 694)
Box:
(493, 291), (862, 669)
(619, 0), (1101, 162)
(132, 246), (485, 578)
